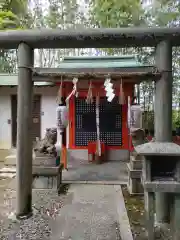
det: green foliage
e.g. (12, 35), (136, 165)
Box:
(0, 11), (19, 29)
(1, 0), (28, 16)
(90, 0), (145, 27)
(91, 0), (180, 120)
(172, 110), (178, 129)
(0, 9), (20, 72)
(0, 0), (29, 73)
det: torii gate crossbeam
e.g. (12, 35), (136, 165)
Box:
(0, 27), (180, 48)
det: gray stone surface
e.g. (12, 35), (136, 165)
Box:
(144, 181), (180, 193)
(0, 181), (131, 240)
(135, 142), (180, 156)
(63, 159), (128, 182)
(5, 155), (57, 166)
(68, 149), (129, 162)
(3, 159), (128, 183)
(4, 154), (128, 183)
(50, 185), (122, 240)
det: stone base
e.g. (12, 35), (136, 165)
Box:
(5, 155), (17, 166)
(5, 155), (56, 167)
(94, 153), (106, 164)
(32, 176), (58, 189)
(127, 163), (143, 195)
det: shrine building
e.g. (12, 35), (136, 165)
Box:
(0, 55), (159, 161)
(34, 55), (159, 162)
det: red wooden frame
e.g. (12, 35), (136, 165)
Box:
(67, 81), (134, 150)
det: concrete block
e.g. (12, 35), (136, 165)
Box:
(127, 163), (143, 195)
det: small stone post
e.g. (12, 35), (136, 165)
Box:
(154, 40), (172, 224)
(16, 43), (34, 219)
(127, 102), (144, 195)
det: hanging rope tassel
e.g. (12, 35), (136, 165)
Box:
(86, 80), (93, 104)
(119, 78), (125, 105)
(75, 80), (79, 98)
(96, 92), (101, 157)
(56, 77), (63, 104)
(66, 77), (78, 102)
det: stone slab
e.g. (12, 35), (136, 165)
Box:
(33, 156), (57, 166)
(51, 184), (125, 240)
(0, 173), (16, 178)
(135, 142), (180, 156)
(0, 167), (16, 178)
(5, 154), (56, 166)
(0, 167), (16, 173)
(144, 181), (180, 193)
(63, 180), (127, 185)
(1, 166), (61, 176)
(33, 166), (61, 176)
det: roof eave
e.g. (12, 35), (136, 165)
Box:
(33, 66), (157, 77)
(33, 71), (160, 84)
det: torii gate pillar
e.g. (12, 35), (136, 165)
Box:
(155, 40), (172, 223)
(16, 43), (34, 219)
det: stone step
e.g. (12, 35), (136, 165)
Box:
(127, 163), (142, 179)
(130, 156), (142, 170)
(0, 167), (16, 173)
(0, 167), (16, 178)
(0, 166), (61, 175)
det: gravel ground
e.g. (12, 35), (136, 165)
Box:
(122, 185), (173, 240)
(0, 187), (71, 240)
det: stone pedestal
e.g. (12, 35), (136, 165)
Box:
(127, 128), (144, 195)
(32, 175), (58, 189)
(127, 154), (143, 195)
(5, 153), (56, 167)
(136, 142), (180, 240)
(4, 153), (60, 190)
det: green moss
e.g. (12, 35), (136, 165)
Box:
(122, 185), (146, 240)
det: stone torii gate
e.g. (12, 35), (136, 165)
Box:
(0, 28), (177, 220)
